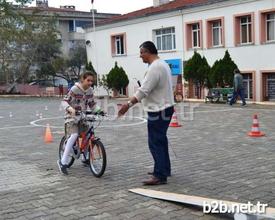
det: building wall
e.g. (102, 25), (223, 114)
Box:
(86, 14), (184, 96)
(183, 0), (275, 102)
(58, 20), (70, 56)
(86, 0), (275, 102)
(58, 19), (90, 57)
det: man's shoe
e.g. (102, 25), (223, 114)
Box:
(241, 103), (246, 106)
(57, 160), (68, 175)
(142, 176), (167, 185)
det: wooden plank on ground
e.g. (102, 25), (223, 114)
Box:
(129, 188), (275, 219)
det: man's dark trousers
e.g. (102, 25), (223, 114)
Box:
(230, 88), (246, 105)
(147, 106), (174, 181)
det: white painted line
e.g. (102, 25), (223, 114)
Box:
(177, 108), (243, 115)
(0, 116), (3, 119)
(178, 104), (275, 112)
(0, 125), (36, 130)
(30, 115), (147, 129)
(30, 116), (61, 128)
(104, 116), (147, 128)
(52, 131), (64, 134)
(193, 107), (275, 113)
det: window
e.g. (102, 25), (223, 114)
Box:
(262, 72), (275, 101)
(192, 23), (200, 48)
(69, 20), (75, 32)
(267, 13), (275, 42)
(111, 34), (126, 56)
(186, 21), (202, 50)
(260, 10), (275, 44)
(234, 13), (254, 46)
(240, 16), (252, 44)
(206, 18), (224, 48)
(242, 73), (253, 100)
(212, 21), (222, 46)
(154, 27), (176, 51)
(75, 20), (91, 29)
(115, 36), (124, 55)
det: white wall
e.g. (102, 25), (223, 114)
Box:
(86, 0), (275, 101)
(86, 14), (184, 96)
(183, 0), (275, 102)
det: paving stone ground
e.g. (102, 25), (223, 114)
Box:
(0, 97), (275, 220)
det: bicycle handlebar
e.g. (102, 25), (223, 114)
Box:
(75, 111), (107, 120)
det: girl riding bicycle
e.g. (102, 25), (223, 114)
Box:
(57, 71), (103, 175)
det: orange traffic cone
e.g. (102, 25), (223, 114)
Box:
(169, 109), (182, 128)
(248, 114), (265, 137)
(44, 124), (53, 143)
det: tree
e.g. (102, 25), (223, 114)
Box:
(16, 14), (61, 83)
(106, 62), (129, 95)
(52, 57), (69, 79)
(86, 61), (96, 73)
(86, 61), (97, 86)
(37, 62), (56, 80)
(68, 45), (87, 78)
(221, 50), (238, 87)
(98, 74), (111, 96)
(184, 51), (210, 98)
(209, 50), (238, 87)
(0, 0), (28, 83)
(209, 59), (224, 87)
(0, 2), (61, 84)
(200, 56), (211, 88)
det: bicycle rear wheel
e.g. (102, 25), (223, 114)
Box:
(88, 140), (106, 177)
(59, 136), (75, 168)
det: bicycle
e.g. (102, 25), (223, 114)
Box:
(58, 110), (107, 177)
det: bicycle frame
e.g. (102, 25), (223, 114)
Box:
(78, 120), (100, 154)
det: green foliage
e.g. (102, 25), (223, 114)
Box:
(183, 50), (238, 91)
(37, 63), (56, 80)
(209, 50), (238, 87)
(52, 57), (68, 75)
(222, 50), (238, 87)
(106, 62), (129, 92)
(209, 59), (223, 87)
(184, 51), (210, 87)
(86, 61), (96, 74)
(86, 61), (97, 86)
(67, 46), (87, 77)
(0, 2), (61, 83)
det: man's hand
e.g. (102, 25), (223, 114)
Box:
(118, 104), (129, 117)
(67, 106), (76, 116)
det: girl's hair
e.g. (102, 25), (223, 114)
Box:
(80, 71), (94, 80)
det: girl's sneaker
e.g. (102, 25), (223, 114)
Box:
(57, 160), (68, 175)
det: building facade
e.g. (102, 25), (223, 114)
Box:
(24, 0), (119, 57)
(85, 0), (275, 102)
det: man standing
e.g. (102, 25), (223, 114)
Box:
(230, 69), (246, 106)
(118, 41), (175, 185)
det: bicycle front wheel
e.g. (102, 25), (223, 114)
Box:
(59, 136), (75, 168)
(88, 140), (106, 177)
